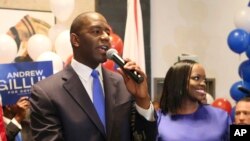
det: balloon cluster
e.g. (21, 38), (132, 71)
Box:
(208, 4), (250, 114)
(0, 0), (122, 74)
(27, 0), (75, 73)
(26, 0), (75, 73)
(47, 0), (75, 73)
(0, 0), (75, 74)
(227, 3), (250, 102)
(102, 32), (124, 71)
(225, 3), (250, 121)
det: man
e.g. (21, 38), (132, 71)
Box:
(30, 12), (156, 141)
(234, 97), (250, 125)
(3, 96), (32, 141)
(152, 101), (160, 111)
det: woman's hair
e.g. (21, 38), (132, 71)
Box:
(160, 59), (197, 115)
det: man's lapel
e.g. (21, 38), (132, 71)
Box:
(62, 66), (106, 136)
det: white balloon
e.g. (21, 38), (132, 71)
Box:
(0, 34), (17, 63)
(206, 93), (215, 104)
(27, 34), (52, 60)
(234, 7), (250, 32)
(55, 30), (73, 62)
(48, 23), (67, 45)
(50, 0), (75, 22)
(36, 51), (63, 74)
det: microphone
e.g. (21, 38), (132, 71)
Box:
(106, 48), (144, 84)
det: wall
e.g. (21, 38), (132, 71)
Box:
(2, 0), (248, 105)
(0, 0), (95, 28)
(61, 0), (95, 28)
(0, 0), (95, 34)
(150, 0), (249, 104)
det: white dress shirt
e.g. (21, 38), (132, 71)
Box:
(3, 116), (22, 129)
(71, 59), (154, 121)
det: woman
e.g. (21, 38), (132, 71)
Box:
(157, 60), (231, 141)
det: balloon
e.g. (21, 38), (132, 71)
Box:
(206, 93), (214, 104)
(50, 0), (75, 22)
(238, 60), (250, 82)
(55, 30), (73, 62)
(212, 98), (232, 114)
(110, 33), (123, 56)
(230, 106), (236, 123)
(234, 7), (250, 32)
(0, 34), (17, 63)
(246, 46), (250, 59)
(48, 23), (67, 45)
(102, 59), (115, 71)
(36, 51), (63, 74)
(227, 28), (249, 54)
(27, 34), (52, 60)
(230, 81), (250, 101)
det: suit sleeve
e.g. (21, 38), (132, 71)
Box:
(30, 84), (64, 141)
(5, 122), (20, 141)
(131, 104), (157, 141)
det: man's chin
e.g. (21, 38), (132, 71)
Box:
(236, 123), (248, 125)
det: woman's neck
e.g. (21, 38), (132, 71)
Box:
(176, 99), (199, 114)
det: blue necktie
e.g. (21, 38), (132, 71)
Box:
(15, 131), (22, 141)
(91, 70), (106, 128)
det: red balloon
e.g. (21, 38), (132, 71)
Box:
(102, 59), (116, 71)
(110, 33), (123, 56)
(211, 98), (232, 114)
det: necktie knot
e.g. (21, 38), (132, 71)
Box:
(91, 70), (99, 78)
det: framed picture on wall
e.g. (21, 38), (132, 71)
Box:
(0, 8), (55, 62)
(0, 8), (55, 33)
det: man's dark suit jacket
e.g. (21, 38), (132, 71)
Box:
(30, 65), (135, 141)
(5, 120), (33, 141)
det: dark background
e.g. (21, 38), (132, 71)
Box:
(96, 0), (151, 93)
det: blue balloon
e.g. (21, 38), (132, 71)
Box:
(227, 29), (249, 54)
(230, 81), (249, 101)
(246, 46), (250, 59)
(230, 106), (236, 123)
(238, 60), (250, 82)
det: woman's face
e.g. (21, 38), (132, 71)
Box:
(188, 64), (207, 102)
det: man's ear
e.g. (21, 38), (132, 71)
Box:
(70, 33), (80, 47)
(4, 105), (12, 112)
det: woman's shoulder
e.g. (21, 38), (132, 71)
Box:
(200, 104), (231, 121)
(201, 104), (226, 113)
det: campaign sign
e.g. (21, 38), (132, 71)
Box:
(230, 124), (250, 141)
(0, 61), (53, 105)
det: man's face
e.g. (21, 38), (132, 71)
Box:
(235, 101), (250, 125)
(74, 13), (111, 68)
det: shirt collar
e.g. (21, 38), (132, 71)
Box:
(71, 59), (103, 81)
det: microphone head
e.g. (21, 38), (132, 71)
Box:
(106, 48), (118, 59)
